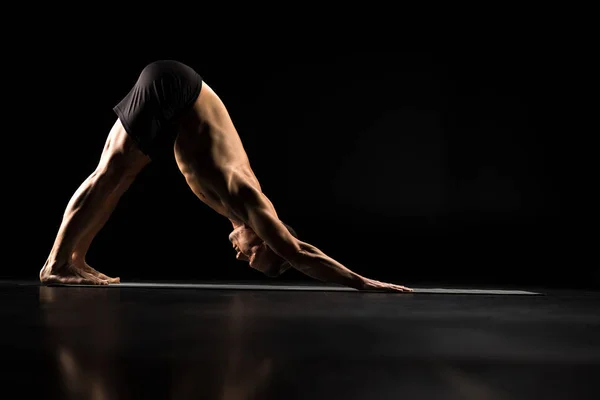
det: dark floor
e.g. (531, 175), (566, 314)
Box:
(2, 281), (599, 399)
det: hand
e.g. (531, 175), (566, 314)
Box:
(360, 278), (413, 293)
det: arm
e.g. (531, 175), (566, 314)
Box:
(230, 185), (411, 292)
(289, 240), (367, 290)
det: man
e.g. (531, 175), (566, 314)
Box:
(40, 60), (412, 292)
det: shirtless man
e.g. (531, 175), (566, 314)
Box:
(40, 60), (412, 292)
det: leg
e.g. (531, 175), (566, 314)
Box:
(40, 119), (151, 285)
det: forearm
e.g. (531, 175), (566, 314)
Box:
(229, 188), (365, 289)
(289, 242), (366, 289)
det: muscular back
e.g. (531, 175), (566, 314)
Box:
(173, 82), (266, 225)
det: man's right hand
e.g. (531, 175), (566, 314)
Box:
(360, 278), (413, 293)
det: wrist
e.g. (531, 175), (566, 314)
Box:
(352, 275), (368, 290)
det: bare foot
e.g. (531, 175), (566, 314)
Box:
(40, 262), (109, 285)
(82, 263), (120, 284)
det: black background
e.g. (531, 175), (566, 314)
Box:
(3, 16), (592, 289)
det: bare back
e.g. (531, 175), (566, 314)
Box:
(173, 83), (267, 225)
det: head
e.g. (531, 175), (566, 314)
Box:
(228, 223), (298, 277)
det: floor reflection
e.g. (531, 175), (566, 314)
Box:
(39, 286), (122, 399)
(33, 284), (600, 399)
(216, 295), (273, 400)
(39, 286), (277, 399)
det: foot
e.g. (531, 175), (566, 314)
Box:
(40, 261), (111, 285)
(81, 263), (120, 284)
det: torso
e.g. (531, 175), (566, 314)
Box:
(173, 82), (263, 228)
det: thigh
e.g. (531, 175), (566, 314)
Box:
(97, 119), (151, 177)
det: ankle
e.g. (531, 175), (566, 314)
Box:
(41, 256), (73, 273)
(71, 251), (87, 265)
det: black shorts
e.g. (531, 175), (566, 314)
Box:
(113, 60), (203, 159)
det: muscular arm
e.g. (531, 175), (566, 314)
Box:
(244, 199), (365, 288)
(229, 185), (410, 291)
(290, 240), (367, 289)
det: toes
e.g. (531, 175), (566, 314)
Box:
(68, 276), (108, 285)
(90, 270), (119, 284)
(98, 274), (119, 284)
(103, 275), (120, 284)
(83, 273), (108, 285)
(99, 273), (118, 281)
(81, 270), (110, 285)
